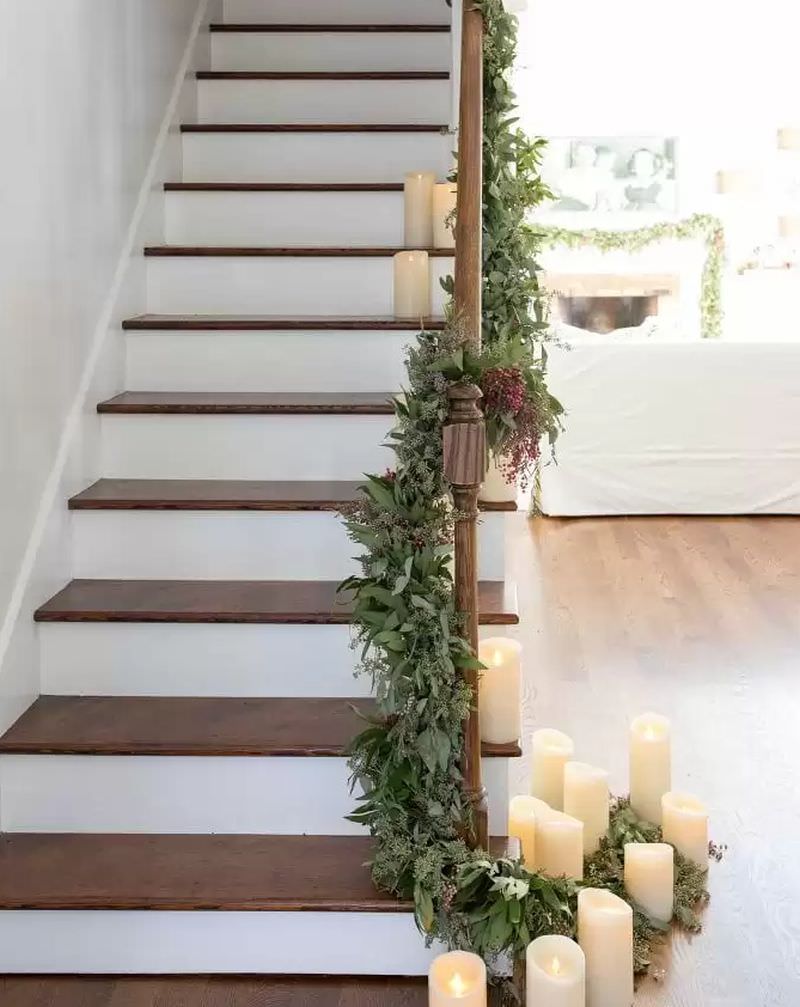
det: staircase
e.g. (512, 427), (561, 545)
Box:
(0, 0), (519, 991)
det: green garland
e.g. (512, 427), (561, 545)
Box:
(339, 1), (716, 997)
(536, 214), (726, 339)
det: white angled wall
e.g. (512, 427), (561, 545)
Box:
(0, 0), (203, 729)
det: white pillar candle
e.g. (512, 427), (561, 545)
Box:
(629, 713), (671, 825)
(393, 250), (430, 320)
(479, 454), (517, 504)
(404, 171), (435, 247)
(478, 637), (521, 744)
(532, 729), (574, 810)
(578, 888), (634, 1007)
(623, 843), (674, 925)
(508, 794), (549, 866)
(429, 950), (486, 1007)
(661, 791), (709, 868)
(536, 810), (584, 880)
(433, 182), (458, 249)
(778, 127), (800, 150)
(564, 761), (609, 856)
(526, 935), (585, 1007)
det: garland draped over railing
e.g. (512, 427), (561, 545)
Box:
(340, 0), (715, 996)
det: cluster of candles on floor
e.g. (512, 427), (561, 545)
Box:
(393, 171), (457, 319)
(426, 638), (710, 1006)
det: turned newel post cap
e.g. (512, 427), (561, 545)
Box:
(443, 382), (486, 487)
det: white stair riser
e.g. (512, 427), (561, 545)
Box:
(71, 511), (505, 581)
(198, 79), (450, 125)
(146, 256), (453, 316)
(165, 190), (404, 246)
(0, 755), (509, 835)
(182, 132), (452, 183)
(211, 32), (451, 73)
(100, 415), (392, 480)
(0, 910), (438, 975)
(223, 0), (450, 24)
(125, 330), (412, 392)
(39, 623), (513, 698)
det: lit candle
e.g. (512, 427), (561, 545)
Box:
(526, 935), (585, 1007)
(536, 810), (584, 880)
(478, 637), (521, 744)
(433, 182), (458, 249)
(393, 250), (430, 320)
(629, 713), (671, 825)
(429, 950), (486, 1007)
(404, 171), (435, 247)
(623, 843), (674, 925)
(778, 127), (800, 151)
(578, 888), (633, 1007)
(564, 761), (609, 856)
(532, 729), (574, 810)
(661, 791), (709, 868)
(479, 454), (516, 504)
(508, 794), (549, 866)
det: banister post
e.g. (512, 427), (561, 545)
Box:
(445, 0), (488, 852)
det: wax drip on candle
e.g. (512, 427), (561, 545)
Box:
(448, 971), (468, 996)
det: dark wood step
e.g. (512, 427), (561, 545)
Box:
(34, 579), (519, 626)
(0, 696), (520, 758)
(181, 123), (447, 133)
(210, 23), (451, 33)
(197, 71), (449, 80)
(69, 479), (516, 513)
(164, 182), (405, 191)
(0, 975), (428, 1007)
(143, 245), (454, 257)
(96, 392), (395, 415)
(122, 313), (445, 331)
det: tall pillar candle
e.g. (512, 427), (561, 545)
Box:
(564, 761), (610, 856)
(508, 794), (550, 866)
(532, 728), (574, 810)
(526, 935), (585, 1007)
(393, 250), (430, 320)
(429, 950), (486, 1007)
(578, 888), (633, 1007)
(404, 171), (435, 247)
(478, 637), (521, 744)
(661, 792), (709, 868)
(623, 843), (674, 925)
(536, 810), (584, 880)
(629, 713), (671, 825)
(433, 182), (458, 249)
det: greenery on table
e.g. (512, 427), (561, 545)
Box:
(536, 214), (726, 339)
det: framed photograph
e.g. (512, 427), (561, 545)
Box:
(541, 136), (678, 214)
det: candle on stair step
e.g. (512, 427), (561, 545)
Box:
(508, 794), (550, 866)
(526, 935), (585, 1007)
(531, 728), (574, 810)
(661, 791), (709, 868)
(564, 761), (610, 856)
(629, 713), (671, 825)
(429, 950), (486, 1006)
(624, 843), (674, 925)
(536, 809), (584, 880)
(433, 182), (458, 249)
(393, 250), (430, 320)
(404, 171), (435, 247)
(578, 888), (633, 1007)
(478, 637), (521, 744)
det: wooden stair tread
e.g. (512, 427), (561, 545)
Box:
(0, 975), (428, 1006)
(164, 182), (406, 191)
(196, 71), (449, 80)
(96, 391), (395, 414)
(143, 245), (454, 257)
(69, 479), (516, 512)
(0, 696), (520, 758)
(180, 123), (447, 133)
(210, 23), (451, 33)
(34, 579), (519, 625)
(122, 313), (445, 330)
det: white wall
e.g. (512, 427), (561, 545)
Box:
(0, 0), (208, 730)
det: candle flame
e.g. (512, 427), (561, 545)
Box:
(492, 649), (504, 667)
(644, 725), (657, 741)
(550, 956), (562, 975)
(448, 972), (469, 996)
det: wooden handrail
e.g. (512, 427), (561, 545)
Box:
(444, 0), (488, 851)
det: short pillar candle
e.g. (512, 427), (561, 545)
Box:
(508, 794), (547, 866)
(393, 250), (430, 320)
(429, 950), (486, 1007)
(629, 713), (671, 825)
(404, 171), (435, 247)
(526, 935), (585, 1007)
(564, 761), (610, 856)
(536, 810), (584, 880)
(532, 728), (574, 810)
(433, 181), (458, 248)
(577, 888), (634, 1007)
(661, 791), (709, 868)
(624, 843), (674, 925)
(478, 637), (521, 744)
